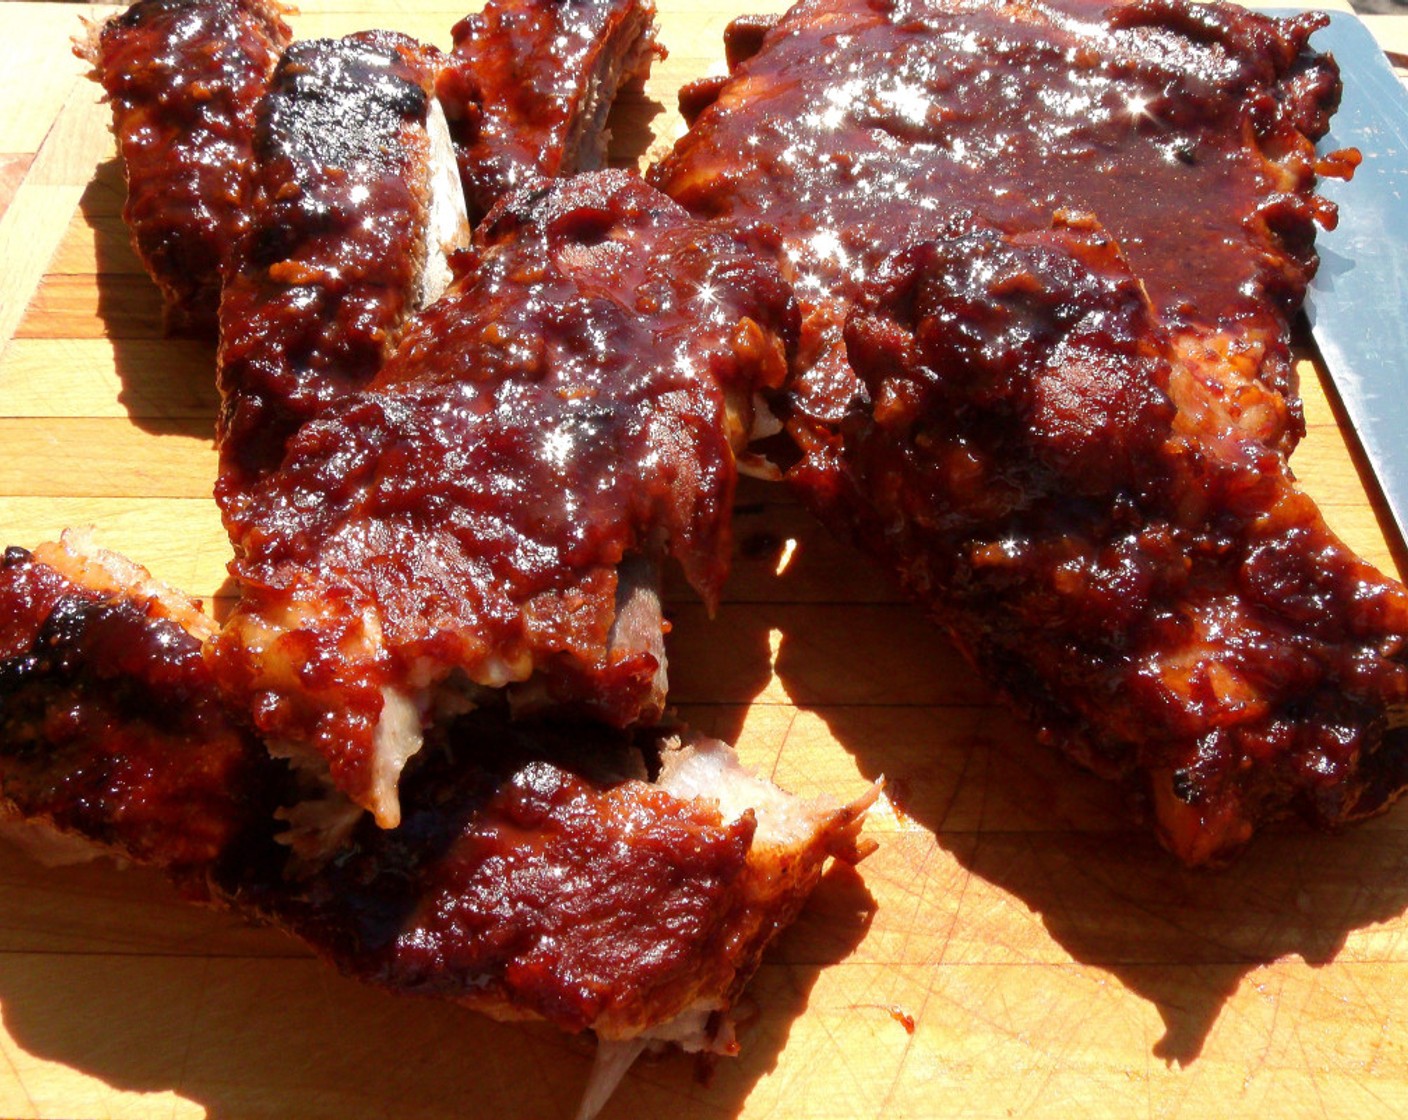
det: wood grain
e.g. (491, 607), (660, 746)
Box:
(2, 3), (1408, 1119)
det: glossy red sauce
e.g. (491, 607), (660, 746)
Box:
(89, 0), (290, 333)
(217, 32), (440, 512)
(650, 0), (1341, 447)
(215, 172), (797, 806)
(0, 558), (819, 1034)
(279, 730), (754, 1032)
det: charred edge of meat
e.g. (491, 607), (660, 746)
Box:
(247, 717), (877, 1042)
(677, 77), (727, 127)
(723, 13), (780, 70)
(77, 0), (292, 335)
(0, 538), (288, 892)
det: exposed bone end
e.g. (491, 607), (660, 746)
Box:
(419, 95), (472, 309)
(215, 597), (430, 831)
(607, 554), (668, 717)
(366, 685), (424, 829)
(658, 733), (880, 859)
(577, 1038), (651, 1120)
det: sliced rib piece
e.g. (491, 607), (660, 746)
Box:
(823, 220), (1408, 864)
(437, 0), (663, 223)
(78, 0), (292, 334)
(217, 30), (471, 515)
(256, 722), (874, 1045)
(0, 541), (874, 1098)
(0, 534), (281, 891)
(210, 170), (798, 828)
(649, 0), (1344, 453)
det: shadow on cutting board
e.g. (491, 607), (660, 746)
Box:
(79, 158), (222, 438)
(768, 525), (1408, 1067)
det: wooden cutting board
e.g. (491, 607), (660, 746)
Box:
(3, 2), (1408, 1117)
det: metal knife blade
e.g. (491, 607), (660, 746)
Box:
(1304, 12), (1408, 550)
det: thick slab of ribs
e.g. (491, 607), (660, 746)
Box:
(839, 222), (1408, 864)
(0, 540), (873, 1076)
(212, 170), (798, 829)
(651, 0), (1408, 863)
(651, 0), (1345, 455)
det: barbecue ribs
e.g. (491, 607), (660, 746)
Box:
(78, 0), (292, 334)
(0, 539), (873, 1062)
(437, 0), (663, 223)
(833, 221), (1408, 864)
(7, 1), (873, 1111)
(651, 0), (1405, 862)
(210, 170), (798, 828)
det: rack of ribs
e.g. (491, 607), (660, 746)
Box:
(210, 169), (798, 829)
(77, 0), (292, 334)
(834, 221), (1408, 864)
(650, 0), (1403, 862)
(437, 0), (664, 223)
(8, 5), (874, 1106)
(0, 539), (875, 1098)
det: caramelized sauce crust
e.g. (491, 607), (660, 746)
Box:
(270, 722), (756, 1034)
(829, 226), (1408, 864)
(0, 556), (829, 1038)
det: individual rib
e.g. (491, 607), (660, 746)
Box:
(438, 0), (663, 223)
(216, 30), (471, 516)
(78, 0), (292, 334)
